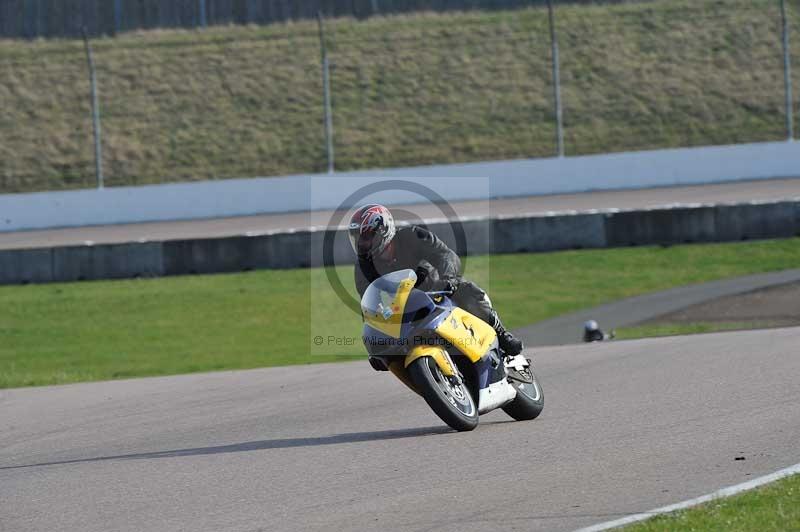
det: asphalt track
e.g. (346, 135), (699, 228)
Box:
(2, 327), (799, 532)
(2, 177), (800, 250)
(3, 179), (800, 531)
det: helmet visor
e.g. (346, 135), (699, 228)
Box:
(349, 225), (384, 257)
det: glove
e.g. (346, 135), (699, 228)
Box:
(415, 261), (458, 292)
(434, 276), (459, 293)
(444, 276), (460, 293)
(414, 260), (436, 289)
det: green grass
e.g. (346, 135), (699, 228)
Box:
(1, 0), (798, 191)
(617, 321), (785, 339)
(1, 238), (800, 388)
(621, 473), (800, 531)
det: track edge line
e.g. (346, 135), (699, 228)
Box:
(573, 461), (800, 532)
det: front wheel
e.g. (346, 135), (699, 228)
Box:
(407, 356), (479, 432)
(502, 361), (544, 421)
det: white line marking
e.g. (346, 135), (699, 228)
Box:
(574, 461), (800, 532)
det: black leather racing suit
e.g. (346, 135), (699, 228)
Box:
(354, 225), (502, 330)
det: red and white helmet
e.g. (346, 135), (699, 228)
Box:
(348, 204), (396, 258)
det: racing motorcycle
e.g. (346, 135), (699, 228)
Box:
(361, 269), (543, 431)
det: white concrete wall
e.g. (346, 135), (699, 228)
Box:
(1, 140), (798, 232)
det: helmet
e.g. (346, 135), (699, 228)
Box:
(584, 320), (599, 332)
(348, 204), (396, 258)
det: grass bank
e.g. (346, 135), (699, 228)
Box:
(1, 0), (797, 191)
(618, 321), (788, 339)
(621, 473), (800, 531)
(1, 238), (799, 388)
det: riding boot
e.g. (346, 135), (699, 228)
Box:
(491, 312), (524, 357)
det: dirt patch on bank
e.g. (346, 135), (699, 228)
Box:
(640, 281), (800, 330)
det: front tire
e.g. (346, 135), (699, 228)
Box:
(407, 356), (479, 432)
(502, 361), (544, 421)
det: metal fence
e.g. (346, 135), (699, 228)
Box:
(0, 0), (797, 193)
(0, 0), (648, 38)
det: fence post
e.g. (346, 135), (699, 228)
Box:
(114, 0), (123, 34)
(34, 0), (42, 37)
(198, 0), (208, 28)
(23, 0), (36, 38)
(318, 12), (335, 174)
(780, 0), (794, 140)
(82, 28), (104, 189)
(546, 0), (564, 157)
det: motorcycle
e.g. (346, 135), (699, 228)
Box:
(361, 269), (544, 431)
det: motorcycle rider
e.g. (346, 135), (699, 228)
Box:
(583, 320), (614, 342)
(348, 203), (524, 357)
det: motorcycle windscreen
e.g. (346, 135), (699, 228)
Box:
(361, 269), (420, 339)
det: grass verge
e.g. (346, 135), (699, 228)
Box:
(1, 238), (800, 388)
(621, 473), (800, 531)
(1, 0), (798, 191)
(616, 321), (788, 340)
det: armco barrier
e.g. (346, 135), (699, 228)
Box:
(163, 237), (255, 275)
(1, 200), (798, 285)
(493, 213), (607, 253)
(713, 201), (798, 242)
(605, 207), (718, 247)
(52, 242), (164, 281)
(0, 248), (53, 284)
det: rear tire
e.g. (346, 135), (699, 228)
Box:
(407, 356), (479, 432)
(502, 362), (544, 421)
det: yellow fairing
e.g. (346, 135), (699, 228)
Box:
(435, 308), (497, 362)
(362, 278), (415, 338)
(404, 345), (455, 377)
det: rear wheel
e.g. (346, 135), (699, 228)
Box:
(407, 356), (479, 432)
(502, 361), (544, 421)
